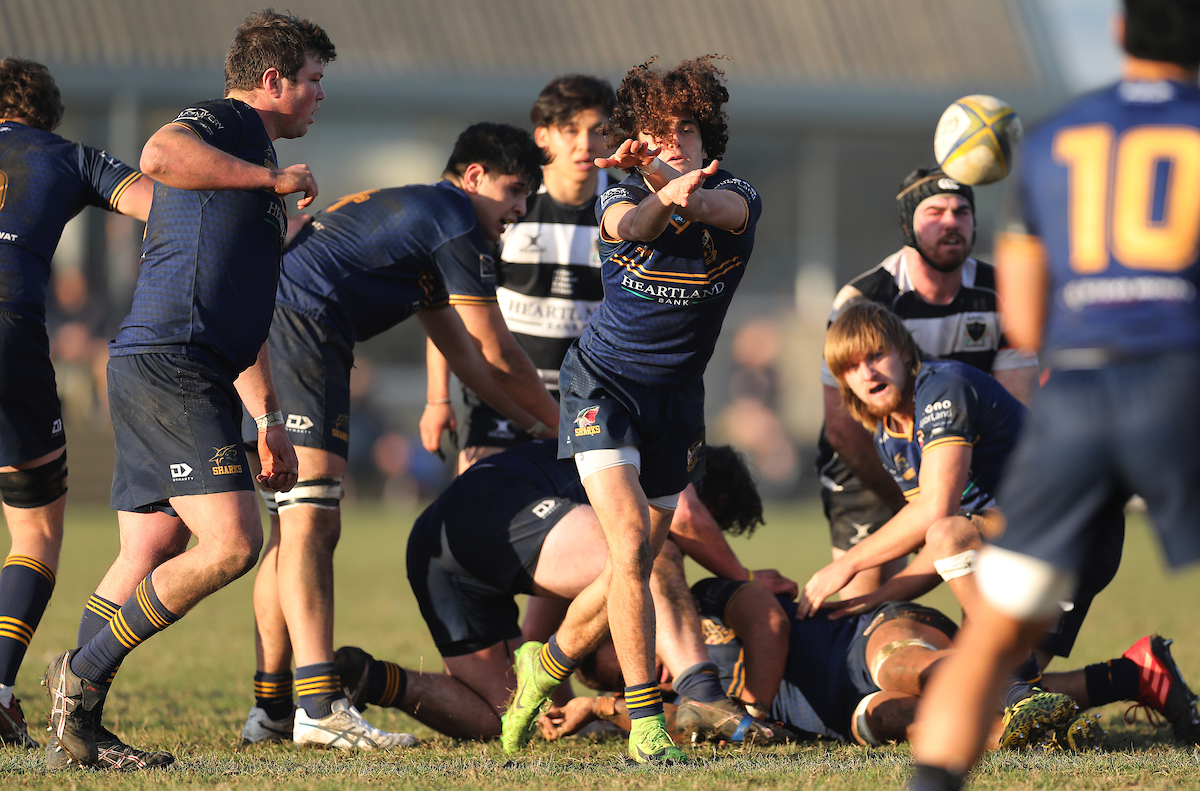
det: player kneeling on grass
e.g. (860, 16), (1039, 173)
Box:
(800, 300), (1124, 673)
(330, 440), (797, 746)
(543, 581), (1200, 753)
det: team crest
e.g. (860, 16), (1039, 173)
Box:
(332, 414), (350, 442)
(960, 314), (991, 348)
(701, 618), (737, 646)
(702, 230), (716, 268)
(209, 445), (243, 476)
(479, 253), (496, 281)
(574, 405), (601, 437)
(686, 441), (704, 472)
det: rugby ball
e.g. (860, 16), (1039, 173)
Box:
(934, 95), (1022, 186)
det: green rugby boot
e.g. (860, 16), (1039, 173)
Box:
(500, 641), (560, 754)
(628, 714), (687, 764)
(999, 690), (1079, 750)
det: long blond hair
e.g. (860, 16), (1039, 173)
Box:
(824, 300), (921, 430)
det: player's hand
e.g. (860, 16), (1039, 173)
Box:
(656, 159), (719, 209)
(419, 402), (458, 458)
(539, 698), (598, 741)
(271, 164), (319, 209)
(594, 138), (662, 171)
(751, 569), (799, 600)
(796, 558), (855, 618)
(256, 425), (299, 492)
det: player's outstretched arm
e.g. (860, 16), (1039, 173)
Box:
(418, 307), (549, 438)
(140, 124), (318, 208)
(796, 444), (971, 618)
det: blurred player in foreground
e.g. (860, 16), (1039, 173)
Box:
(43, 10), (334, 770)
(332, 440), (796, 743)
(423, 75), (615, 471)
(0, 58), (151, 747)
(501, 55), (762, 764)
(240, 122), (556, 751)
(911, 2), (1200, 788)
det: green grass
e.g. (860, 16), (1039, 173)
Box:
(3, 500), (1200, 788)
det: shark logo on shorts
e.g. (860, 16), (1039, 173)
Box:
(574, 405), (601, 437)
(332, 414), (349, 442)
(209, 445), (243, 476)
(686, 441), (704, 472)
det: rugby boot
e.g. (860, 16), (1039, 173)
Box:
(335, 645), (374, 711)
(46, 722), (175, 770)
(1123, 635), (1200, 744)
(675, 696), (799, 745)
(239, 705), (295, 745)
(1043, 713), (1105, 752)
(0, 692), (37, 748)
(998, 690), (1079, 749)
(501, 641), (560, 753)
(628, 713), (687, 764)
(293, 698), (417, 750)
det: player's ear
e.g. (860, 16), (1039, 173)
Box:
(534, 126), (551, 149)
(261, 67), (284, 98)
(460, 162), (487, 194)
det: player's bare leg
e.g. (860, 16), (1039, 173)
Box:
(0, 449), (66, 747)
(92, 512), (191, 604)
(251, 517), (292, 674)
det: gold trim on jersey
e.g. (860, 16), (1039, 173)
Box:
(107, 171), (144, 212)
(447, 295), (499, 306)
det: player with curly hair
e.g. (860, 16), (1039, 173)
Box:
(500, 55), (763, 763)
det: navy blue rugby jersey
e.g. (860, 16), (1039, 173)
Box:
(492, 171), (608, 390)
(875, 359), (1026, 511)
(578, 169), (761, 387)
(1001, 79), (1200, 356)
(467, 438), (588, 503)
(110, 99), (286, 378)
(275, 181), (498, 343)
(0, 122), (141, 321)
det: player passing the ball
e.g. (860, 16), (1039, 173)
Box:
(910, 1), (1200, 788)
(500, 55), (762, 764)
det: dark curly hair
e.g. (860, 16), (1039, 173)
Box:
(224, 8), (336, 94)
(0, 58), (64, 131)
(697, 445), (764, 538)
(604, 55), (730, 170)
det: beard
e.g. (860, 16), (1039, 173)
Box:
(864, 385), (905, 419)
(920, 232), (972, 273)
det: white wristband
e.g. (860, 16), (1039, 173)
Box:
(255, 410), (285, 430)
(636, 158), (660, 177)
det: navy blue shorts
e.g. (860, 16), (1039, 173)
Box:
(255, 306), (353, 459)
(995, 354), (1200, 594)
(461, 390), (535, 449)
(693, 578), (957, 741)
(407, 464), (578, 657)
(823, 484), (897, 551)
(108, 353), (254, 512)
(557, 344), (705, 498)
(0, 310), (64, 466)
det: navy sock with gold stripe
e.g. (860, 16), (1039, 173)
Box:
(0, 554), (55, 685)
(255, 671), (295, 721)
(625, 681), (665, 720)
(366, 658), (407, 708)
(70, 574), (179, 684)
(539, 634), (577, 683)
(76, 594), (121, 683)
(296, 662), (342, 719)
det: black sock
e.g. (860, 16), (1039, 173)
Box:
(1084, 657), (1140, 706)
(367, 658), (408, 708)
(1013, 654), (1042, 685)
(672, 662), (726, 703)
(71, 574), (178, 684)
(0, 554), (55, 686)
(254, 671), (294, 721)
(1001, 677), (1035, 709)
(296, 661), (342, 719)
(909, 764), (965, 791)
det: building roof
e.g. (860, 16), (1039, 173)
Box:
(1, 0), (1065, 123)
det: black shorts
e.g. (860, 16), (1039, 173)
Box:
(822, 484), (898, 552)
(108, 353), (254, 512)
(0, 310), (64, 466)
(558, 344), (705, 498)
(406, 465), (578, 657)
(259, 306), (353, 459)
(461, 390), (535, 450)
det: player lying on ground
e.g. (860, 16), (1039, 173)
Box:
(542, 579), (1200, 752)
(240, 121), (557, 751)
(319, 440), (796, 744)
(800, 300), (1123, 671)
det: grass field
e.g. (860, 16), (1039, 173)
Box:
(3, 499), (1200, 789)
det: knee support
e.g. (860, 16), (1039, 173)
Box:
(274, 477), (345, 512)
(933, 549), (978, 582)
(869, 638), (937, 688)
(258, 486), (280, 517)
(0, 452), (67, 508)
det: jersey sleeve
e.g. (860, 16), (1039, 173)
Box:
(915, 370), (980, 454)
(430, 230), (498, 306)
(595, 182), (644, 242)
(711, 175), (762, 235)
(74, 144), (142, 212)
(167, 102), (246, 156)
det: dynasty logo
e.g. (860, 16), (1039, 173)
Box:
(209, 445), (243, 476)
(574, 405), (601, 437)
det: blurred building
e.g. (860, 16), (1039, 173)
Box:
(2, 0), (1071, 497)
